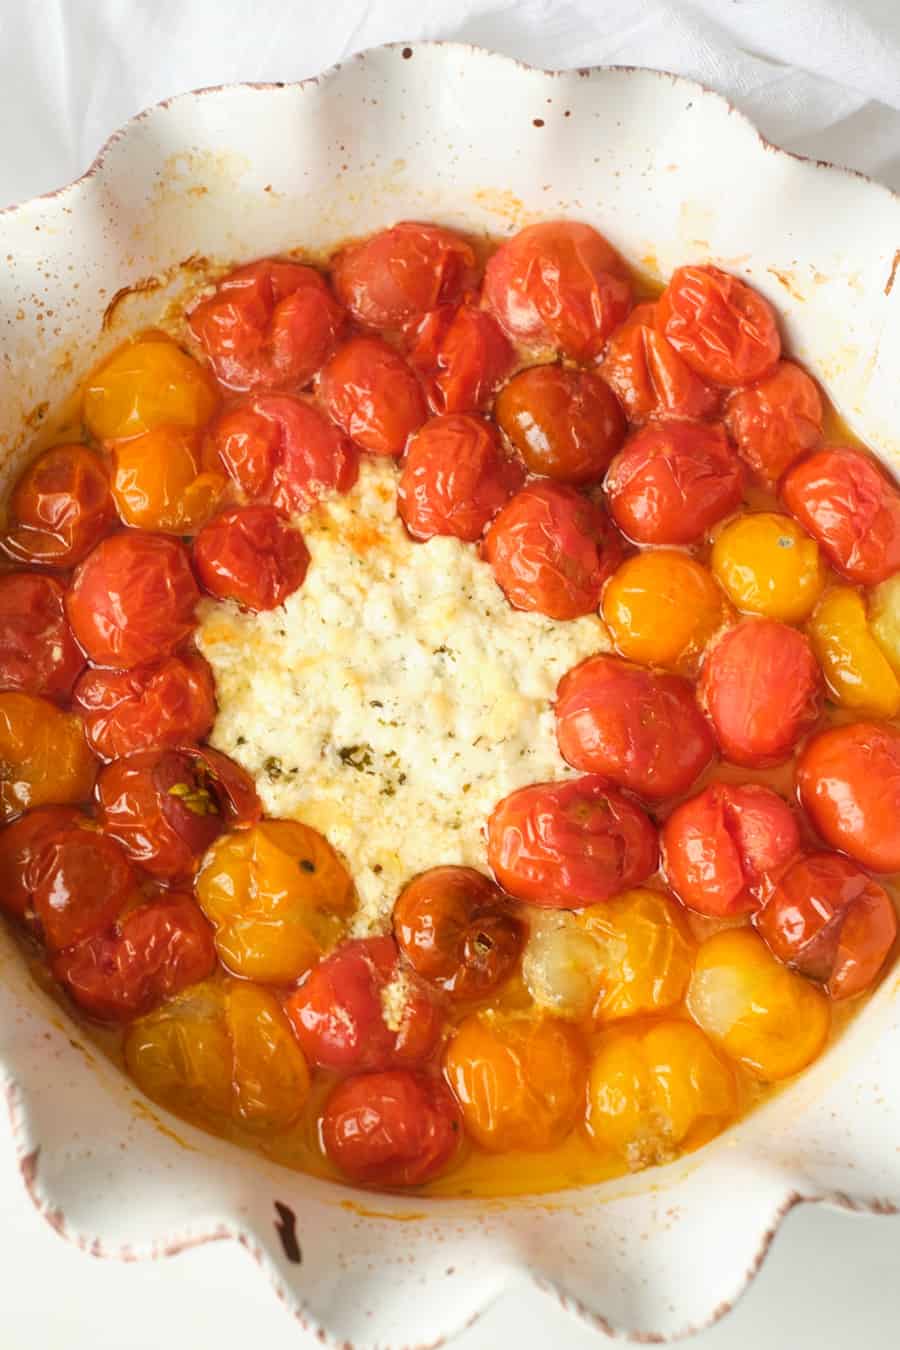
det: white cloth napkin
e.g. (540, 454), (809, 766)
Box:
(1, 0), (900, 209)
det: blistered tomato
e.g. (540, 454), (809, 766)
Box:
(405, 301), (513, 414)
(321, 1070), (462, 1186)
(601, 550), (725, 674)
(84, 337), (219, 440)
(73, 654), (216, 762)
(493, 365), (626, 484)
(318, 336), (427, 456)
(869, 573), (900, 672)
(725, 361), (823, 486)
(0, 693), (95, 821)
(656, 265), (781, 387)
(331, 222), (477, 329)
(711, 512), (825, 624)
(0, 805), (82, 919)
(193, 505), (309, 611)
(2, 444), (114, 568)
(398, 414), (524, 542)
(797, 722), (900, 873)
(575, 887), (695, 1021)
(781, 448), (900, 586)
(808, 587), (900, 718)
(31, 826), (136, 951)
(196, 820), (354, 983)
(522, 913), (606, 1021)
(0, 574), (85, 700)
(599, 301), (719, 423)
(227, 980), (312, 1130)
(110, 425), (225, 533)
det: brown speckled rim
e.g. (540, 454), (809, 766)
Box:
(2, 40), (900, 1348)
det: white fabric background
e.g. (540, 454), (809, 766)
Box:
(1, 1), (900, 1346)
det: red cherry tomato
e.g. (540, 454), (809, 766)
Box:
(52, 892), (217, 1022)
(662, 783), (800, 917)
(331, 222), (477, 329)
(193, 506), (309, 611)
(484, 482), (623, 620)
(31, 826), (137, 951)
(493, 365), (626, 484)
(406, 302), (514, 413)
(656, 265), (781, 387)
(599, 302), (720, 423)
(725, 361), (823, 487)
(0, 574), (85, 700)
(604, 420), (744, 546)
(73, 654), (216, 762)
(780, 448), (900, 586)
(1, 444), (114, 568)
(0, 805), (82, 919)
(484, 221), (632, 361)
(487, 775), (658, 908)
(700, 619), (822, 768)
(187, 259), (345, 393)
(796, 722), (900, 873)
(284, 936), (444, 1072)
(318, 336), (427, 457)
(66, 533), (199, 669)
(321, 1070), (461, 1186)
(398, 414), (524, 542)
(756, 851), (897, 1000)
(555, 654), (714, 800)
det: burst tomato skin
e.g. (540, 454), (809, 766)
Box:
(0, 574), (85, 700)
(318, 336), (427, 457)
(406, 302), (514, 414)
(398, 414), (524, 542)
(31, 826), (137, 952)
(656, 265), (781, 387)
(0, 806), (83, 920)
(1, 444), (115, 569)
(321, 1069), (462, 1186)
(494, 365), (626, 484)
(796, 722), (900, 873)
(780, 448), (900, 586)
(331, 222), (477, 330)
(193, 506), (309, 611)
(725, 361), (823, 487)
(599, 302), (720, 422)
(73, 654), (216, 762)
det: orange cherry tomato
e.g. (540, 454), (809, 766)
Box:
(66, 532), (199, 669)
(73, 654), (216, 762)
(0, 574), (85, 700)
(780, 447), (900, 586)
(662, 783), (800, 918)
(484, 482), (623, 620)
(193, 505), (309, 611)
(656, 265), (781, 387)
(398, 414), (524, 542)
(487, 775), (658, 908)
(809, 586), (900, 718)
(484, 221), (632, 361)
(109, 425), (225, 534)
(796, 722), (900, 873)
(318, 336), (427, 457)
(31, 825), (136, 951)
(699, 619), (821, 767)
(321, 1070), (462, 1186)
(405, 301), (514, 414)
(601, 549), (726, 674)
(493, 365), (626, 484)
(710, 512), (825, 625)
(188, 259), (345, 393)
(576, 887), (695, 1021)
(725, 360), (823, 486)
(555, 654), (714, 800)
(331, 222), (477, 329)
(0, 805), (82, 919)
(84, 337), (219, 441)
(393, 865), (525, 999)
(1, 444), (115, 568)
(0, 693), (96, 821)
(599, 301), (719, 423)
(756, 852), (897, 1001)
(604, 420), (744, 546)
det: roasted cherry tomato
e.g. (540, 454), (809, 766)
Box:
(0, 805), (82, 919)
(756, 852), (897, 1001)
(662, 783), (800, 918)
(0, 574), (84, 700)
(318, 336), (427, 457)
(484, 221), (632, 361)
(602, 549), (725, 674)
(398, 414), (524, 542)
(780, 448), (900, 586)
(487, 775), (658, 908)
(869, 573), (900, 673)
(1, 444), (114, 568)
(711, 511), (825, 624)
(285, 936), (443, 1072)
(656, 265), (781, 387)
(725, 360), (823, 486)
(444, 1010), (586, 1152)
(699, 619), (821, 767)
(599, 301), (719, 423)
(331, 222), (477, 329)
(0, 693), (96, 820)
(84, 337), (219, 440)
(321, 1070), (462, 1186)
(73, 654), (216, 762)
(187, 259), (345, 393)
(31, 825), (136, 951)
(196, 820), (354, 983)
(484, 482), (623, 620)
(52, 892), (217, 1022)
(808, 586), (900, 718)
(494, 364), (625, 485)
(604, 420), (743, 546)
(405, 301), (514, 414)
(555, 654), (714, 800)
(66, 532), (199, 669)
(110, 425), (225, 533)
(796, 722), (900, 873)
(393, 865), (525, 999)
(193, 506), (309, 611)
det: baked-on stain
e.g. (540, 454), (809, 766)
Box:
(273, 1200), (302, 1263)
(885, 248), (900, 297)
(101, 253), (211, 330)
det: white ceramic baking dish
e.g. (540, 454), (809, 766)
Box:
(1, 41), (900, 1348)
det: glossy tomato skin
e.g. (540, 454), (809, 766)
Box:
(555, 654), (714, 800)
(487, 775), (658, 908)
(331, 222), (477, 329)
(0, 693), (97, 821)
(657, 265), (781, 387)
(109, 425), (225, 535)
(725, 361), (823, 487)
(73, 654), (216, 762)
(0, 805), (82, 919)
(780, 448), (900, 586)
(661, 783), (800, 918)
(484, 221), (632, 361)
(406, 302), (514, 414)
(188, 259), (345, 393)
(398, 414), (524, 542)
(318, 336), (427, 457)
(31, 826), (137, 952)
(66, 532), (199, 669)
(604, 420), (744, 546)
(599, 302), (719, 423)
(321, 1070), (461, 1186)
(494, 365), (626, 484)
(756, 851), (897, 1000)
(484, 482), (624, 620)
(796, 722), (900, 873)
(193, 506), (309, 611)
(84, 338), (219, 441)
(0, 574), (84, 700)
(284, 936), (444, 1072)
(2, 444), (114, 568)
(699, 619), (822, 767)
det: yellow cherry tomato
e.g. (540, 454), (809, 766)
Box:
(808, 586), (900, 718)
(84, 337), (219, 440)
(576, 888), (695, 1022)
(602, 549), (725, 672)
(110, 425), (226, 533)
(585, 1019), (738, 1169)
(711, 512), (825, 623)
(687, 929), (830, 1081)
(196, 820), (354, 984)
(0, 693), (96, 820)
(225, 981), (311, 1131)
(869, 572), (900, 674)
